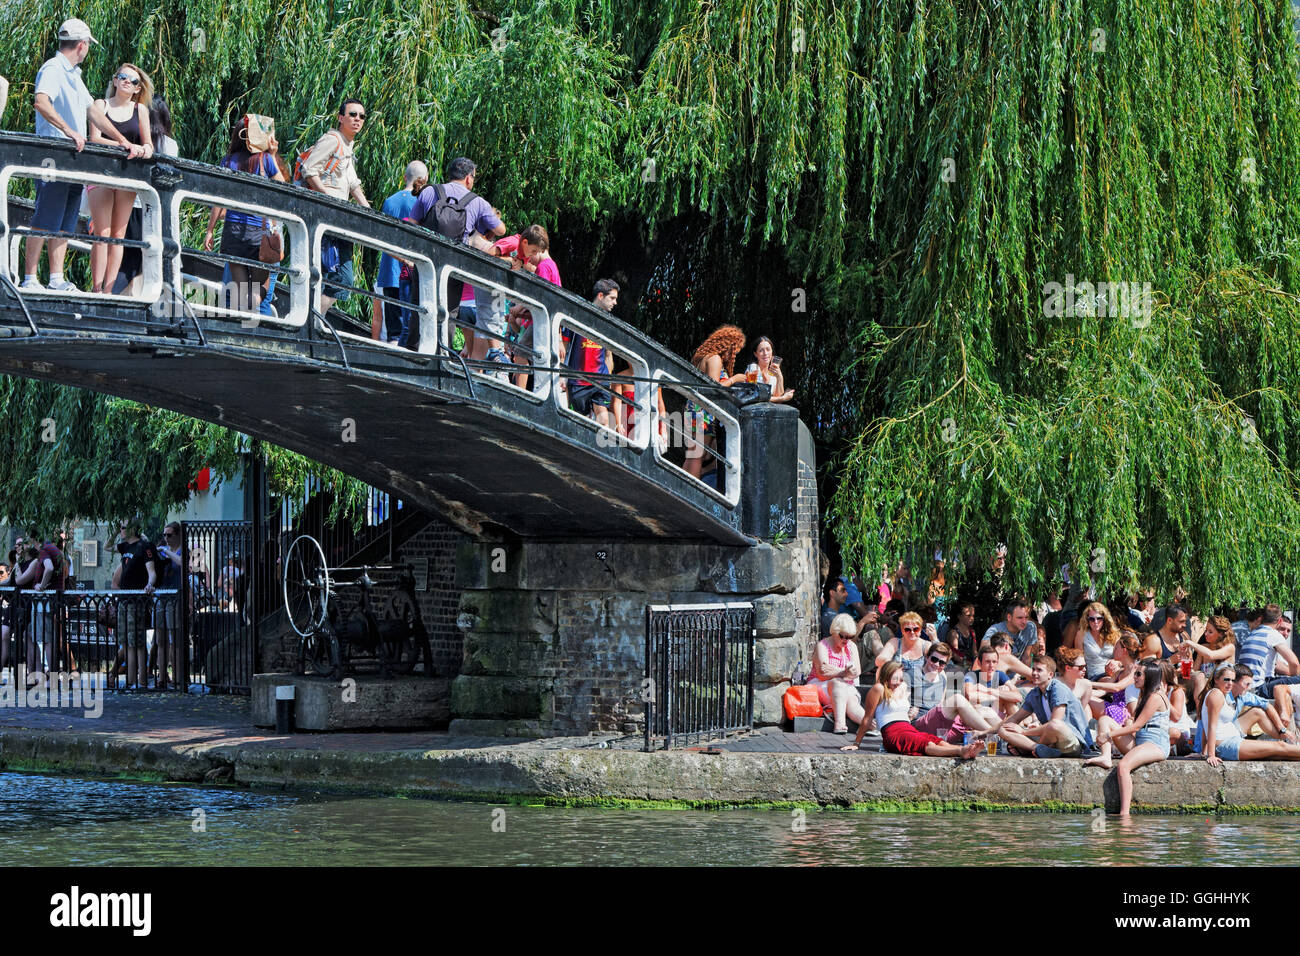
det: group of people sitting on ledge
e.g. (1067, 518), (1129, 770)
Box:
(809, 580), (1300, 815)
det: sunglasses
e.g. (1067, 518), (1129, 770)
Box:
(927, 656), (949, 665)
(345, 110), (367, 119)
(1087, 616), (1104, 622)
(115, 73), (140, 86)
(902, 626), (921, 633)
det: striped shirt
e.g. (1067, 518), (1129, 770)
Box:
(1238, 626), (1286, 684)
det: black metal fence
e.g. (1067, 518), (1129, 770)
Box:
(179, 520), (256, 692)
(0, 589), (177, 689)
(644, 602), (755, 751)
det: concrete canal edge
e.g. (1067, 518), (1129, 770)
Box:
(3, 727), (1300, 813)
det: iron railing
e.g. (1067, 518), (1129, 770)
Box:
(179, 520), (256, 692)
(1, 589), (176, 690)
(644, 602), (755, 751)
(0, 135), (757, 523)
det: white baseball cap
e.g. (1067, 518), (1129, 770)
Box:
(57, 19), (99, 44)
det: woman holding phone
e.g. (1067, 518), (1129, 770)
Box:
(751, 337), (794, 403)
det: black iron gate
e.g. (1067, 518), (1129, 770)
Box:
(644, 602), (755, 751)
(179, 520), (256, 692)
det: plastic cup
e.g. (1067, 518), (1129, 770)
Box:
(1180, 658), (1192, 679)
(985, 737), (998, 757)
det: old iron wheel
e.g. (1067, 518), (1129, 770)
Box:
(298, 624), (341, 679)
(283, 534), (330, 639)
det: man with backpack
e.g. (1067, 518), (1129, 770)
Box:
(412, 157), (506, 363)
(300, 98), (371, 313)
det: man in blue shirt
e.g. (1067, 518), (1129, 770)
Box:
(982, 599), (1042, 665)
(1228, 664), (1298, 743)
(413, 157), (506, 362)
(998, 657), (1094, 757)
(23, 19), (144, 291)
(376, 161), (427, 347)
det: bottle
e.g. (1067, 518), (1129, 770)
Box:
(792, 660), (805, 686)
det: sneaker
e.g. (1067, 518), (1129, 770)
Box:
(485, 348), (510, 365)
(48, 277), (77, 292)
(19, 277), (46, 291)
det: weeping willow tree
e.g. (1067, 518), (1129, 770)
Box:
(0, 0), (1297, 603)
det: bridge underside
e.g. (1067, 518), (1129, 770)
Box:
(0, 325), (747, 544)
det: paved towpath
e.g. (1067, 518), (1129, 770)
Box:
(0, 689), (867, 755)
(0, 690), (1288, 812)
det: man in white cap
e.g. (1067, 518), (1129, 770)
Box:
(22, 19), (145, 291)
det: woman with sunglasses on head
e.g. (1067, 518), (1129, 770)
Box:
(1070, 601), (1120, 681)
(204, 116), (287, 312)
(87, 64), (154, 294)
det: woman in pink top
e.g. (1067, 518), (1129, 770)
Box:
(807, 613), (864, 733)
(494, 224), (560, 388)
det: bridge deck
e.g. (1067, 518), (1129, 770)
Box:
(0, 134), (768, 544)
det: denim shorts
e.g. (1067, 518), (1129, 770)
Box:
(568, 383), (610, 415)
(31, 180), (84, 235)
(1214, 736), (1241, 761)
(323, 240), (354, 301)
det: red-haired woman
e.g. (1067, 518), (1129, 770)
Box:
(685, 325), (747, 481)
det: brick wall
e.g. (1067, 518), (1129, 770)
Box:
(259, 516), (466, 677)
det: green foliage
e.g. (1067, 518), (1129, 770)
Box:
(825, 1), (1300, 604)
(0, 0), (1296, 603)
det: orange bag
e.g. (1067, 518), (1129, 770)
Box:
(783, 685), (823, 720)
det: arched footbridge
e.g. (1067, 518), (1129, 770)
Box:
(0, 134), (802, 544)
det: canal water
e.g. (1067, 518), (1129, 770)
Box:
(1, 771), (1294, 866)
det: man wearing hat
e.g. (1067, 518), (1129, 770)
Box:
(22, 19), (145, 292)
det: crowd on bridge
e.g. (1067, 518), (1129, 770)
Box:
(811, 560), (1300, 814)
(3, 19), (796, 490)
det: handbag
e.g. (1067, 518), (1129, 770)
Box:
(253, 228), (283, 286)
(783, 685), (823, 720)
